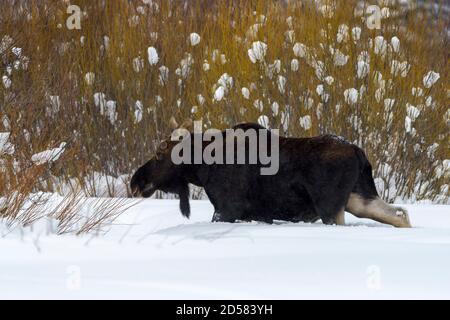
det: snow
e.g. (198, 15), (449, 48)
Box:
(324, 76), (334, 85)
(268, 60), (281, 76)
(391, 36), (400, 53)
(344, 88), (359, 104)
(177, 54), (193, 78)
(391, 60), (410, 77)
(253, 99), (264, 112)
(319, 4), (334, 18)
(257, 115), (269, 128)
(105, 101), (117, 124)
(133, 57), (144, 72)
(217, 73), (233, 90)
(285, 30), (295, 43)
(158, 65), (169, 84)
(31, 142), (66, 165)
(258, 14), (266, 24)
(0, 132), (14, 155)
(382, 6), (392, 18)
(2, 75), (11, 88)
(103, 36), (110, 51)
(304, 96), (314, 110)
(147, 46), (159, 66)
(412, 87), (424, 97)
(314, 60), (325, 80)
(405, 116), (412, 133)
(197, 94), (205, 105)
(357, 60), (370, 78)
(423, 71), (440, 88)
(84, 72), (95, 85)
(2, 116), (10, 130)
(246, 23), (261, 40)
(213, 86), (225, 101)
(220, 54), (227, 65)
(0, 35), (13, 54)
(202, 60), (210, 71)
(336, 24), (349, 43)
(316, 84), (324, 96)
(277, 75), (286, 94)
(286, 16), (293, 29)
(271, 102), (279, 116)
(12, 46), (22, 57)
(93, 92), (106, 113)
(406, 103), (420, 121)
(241, 87), (250, 99)
(281, 110), (290, 132)
(1, 200), (449, 299)
(189, 33), (201, 46)
(374, 36), (387, 56)
(46, 95), (61, 117)
(375, 88), (384, 103)
(212, 49), (220, 62)
(299, 115), (312, 130)
(352, 27), (361, 41)
(293, 42), (308, 58)
(291, 58), (299, 72)
(333, 49), (349, 66)
(248, 41), (267, 63)
(134, 100), (143, 123)
(145, 31), (156, 42)
(384, 98), (395, 110)
(427, 143), (439, 158)
(136, 6), (145, 15)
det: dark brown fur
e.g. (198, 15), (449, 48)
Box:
(130, 123), (379, 224)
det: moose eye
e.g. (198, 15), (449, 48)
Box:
(159, 141), (168, 150)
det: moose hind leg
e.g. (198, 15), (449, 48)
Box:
(346, 193), (411, 228)
(312, 195), (348, 226)
(336, 208), (346, 226)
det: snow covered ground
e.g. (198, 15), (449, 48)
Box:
(1, 199), (449, 299)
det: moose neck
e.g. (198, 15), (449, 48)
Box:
(179, 163), (206, 188)
(173, 134), (214, 188)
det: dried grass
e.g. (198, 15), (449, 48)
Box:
(0, 0), (448, 225)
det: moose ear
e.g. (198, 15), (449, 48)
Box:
(180, 118), (193, 131)
(169, 116), (179, 130)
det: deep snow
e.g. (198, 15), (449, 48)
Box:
(1, 200), (449, 299)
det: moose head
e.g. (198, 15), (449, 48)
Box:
(130, 117), (193, 217)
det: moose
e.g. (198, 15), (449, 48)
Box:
(130, 119), (411, 228)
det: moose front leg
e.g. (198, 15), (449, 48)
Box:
(211, 202), (246, 223)
(211, 211), (236, 223)
(207, 190), (244, 223)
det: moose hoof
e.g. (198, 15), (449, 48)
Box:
(211, 212), (223, 222)
(211, 212), (237, 223)
(395, 208), (412, 228)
